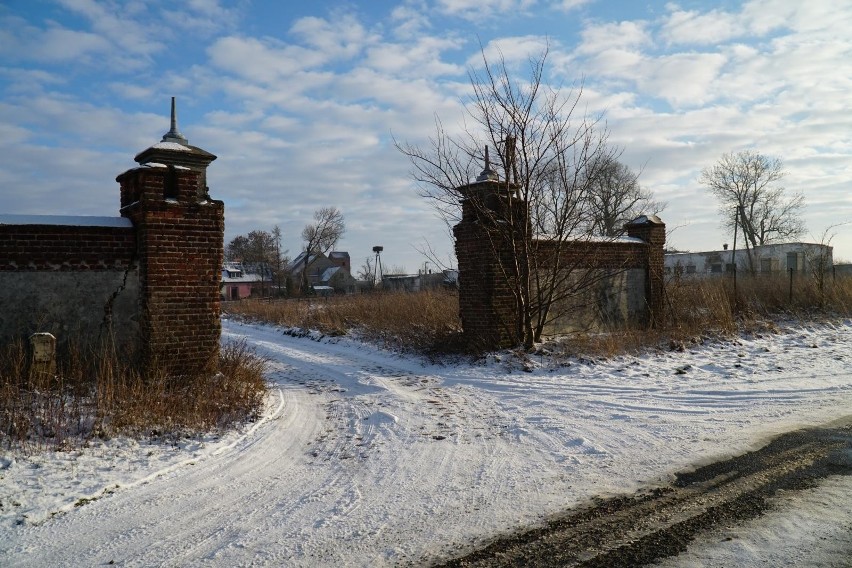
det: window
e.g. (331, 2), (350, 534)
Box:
(686, 265), (697, 274)
(787, 253), (798, 271)
(710, 264), (723, 273)
(164, 166), (179, 199)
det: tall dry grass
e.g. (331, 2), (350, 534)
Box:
(225, 274), (852, 360)
(667, 272), (852, 331)
(0, 338), (266, 451)
(224, 289), (463, 353)
(534, 273), (852, 358)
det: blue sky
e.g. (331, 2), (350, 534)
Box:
(1, 0), (850, 271)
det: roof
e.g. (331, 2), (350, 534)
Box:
(320, 266), (341, 282)
(222, 273), (264, 284)
(665, 242), (831, 258)
(0, 214), (132, 228)
(288, 251), (323, 273)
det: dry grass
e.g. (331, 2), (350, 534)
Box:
(226, 275), (852, 360)
(539, 273), (852, 359)
(224, 289), (463, 353)
(0, 338), (266, 451)
(667, 272), (852, 329)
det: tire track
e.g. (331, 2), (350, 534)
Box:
(435, 422), (852, 567)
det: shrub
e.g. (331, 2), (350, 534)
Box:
(0, 338), (267, 451)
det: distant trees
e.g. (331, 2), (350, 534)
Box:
(583, 157), (665, 237)
(300, 207), (345, 293)
(226, 227), (288, 296)
(398, 46), (627, 348)
(226, 209), (347, 298)
(700, 150), (805, 274)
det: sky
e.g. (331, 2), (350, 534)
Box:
(1, 0), (851, 271)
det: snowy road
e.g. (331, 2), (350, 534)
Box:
(3, 318), (852, 566)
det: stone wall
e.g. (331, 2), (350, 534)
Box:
(0, 221), (140, 349)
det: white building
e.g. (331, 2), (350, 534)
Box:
(665, 242), (833, 277)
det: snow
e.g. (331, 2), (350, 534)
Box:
(151, 141), (192, 151)
(0, 214), (132, 228)
(1, 319), (851, 566)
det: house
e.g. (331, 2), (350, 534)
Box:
(220, 262), (263, 300)
(665, 242), (833, 277)
(288, 251), (332, 288)
(380, 269), (457, 292)
(319, 265), (356, 293)
(289, 250), (354, 293)
(328, 251), (351, 273)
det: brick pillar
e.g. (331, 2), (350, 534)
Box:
(454, 170), (526, 350)
(118, 151), (224, 377)
(625, 215), (666, 328)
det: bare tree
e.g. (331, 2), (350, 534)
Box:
(271, 225), (289, 296)
(357, 257), (375, 283)
(584, 157), (665, 237)
(805, 224), (842, 307)
(397, 46), (625, 348)
(700, 150), (805, 273)
(300, 207), (345, 293)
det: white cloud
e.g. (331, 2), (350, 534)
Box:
(289, 13), (378, 62)
(436, 0), (538, 20)
(639, 52), (728, 108)
(389, 2), (432, 38)
(55, 0), (165, 59)
(577, 20), (650, 54)
(364, 36), (464, 77)
(661, 7), (746, 45)
(3, 0), (852, 266)
(471, 35), (553, 69)
(207, 36), (326, 84)
(550, 0), (593, 12)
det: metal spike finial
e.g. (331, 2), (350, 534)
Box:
(161, 96), (188, 145)
(476, 144), (499, 182)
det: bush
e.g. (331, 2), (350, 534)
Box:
(0, 338), (267, 451)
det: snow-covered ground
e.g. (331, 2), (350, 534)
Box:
(2, 318), (851, 567)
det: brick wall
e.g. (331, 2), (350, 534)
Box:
(0, 224), (135, 271)
(1, 140), (225, 378)
(454, 176), (666, 349)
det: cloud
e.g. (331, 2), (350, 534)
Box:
(435, 0), (537, 20)
(550, 0), (594, 11)
(389, 2), (432, 38)
(3, 0), (852, 266)
(661, 6), (746, 45)
(289, 13), (378, 61)
(207, 36), (324, 84)
(577, 20), (650, 54)
(471, 35), (553, 70)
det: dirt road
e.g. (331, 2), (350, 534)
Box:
(436, 421), (852, 567)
